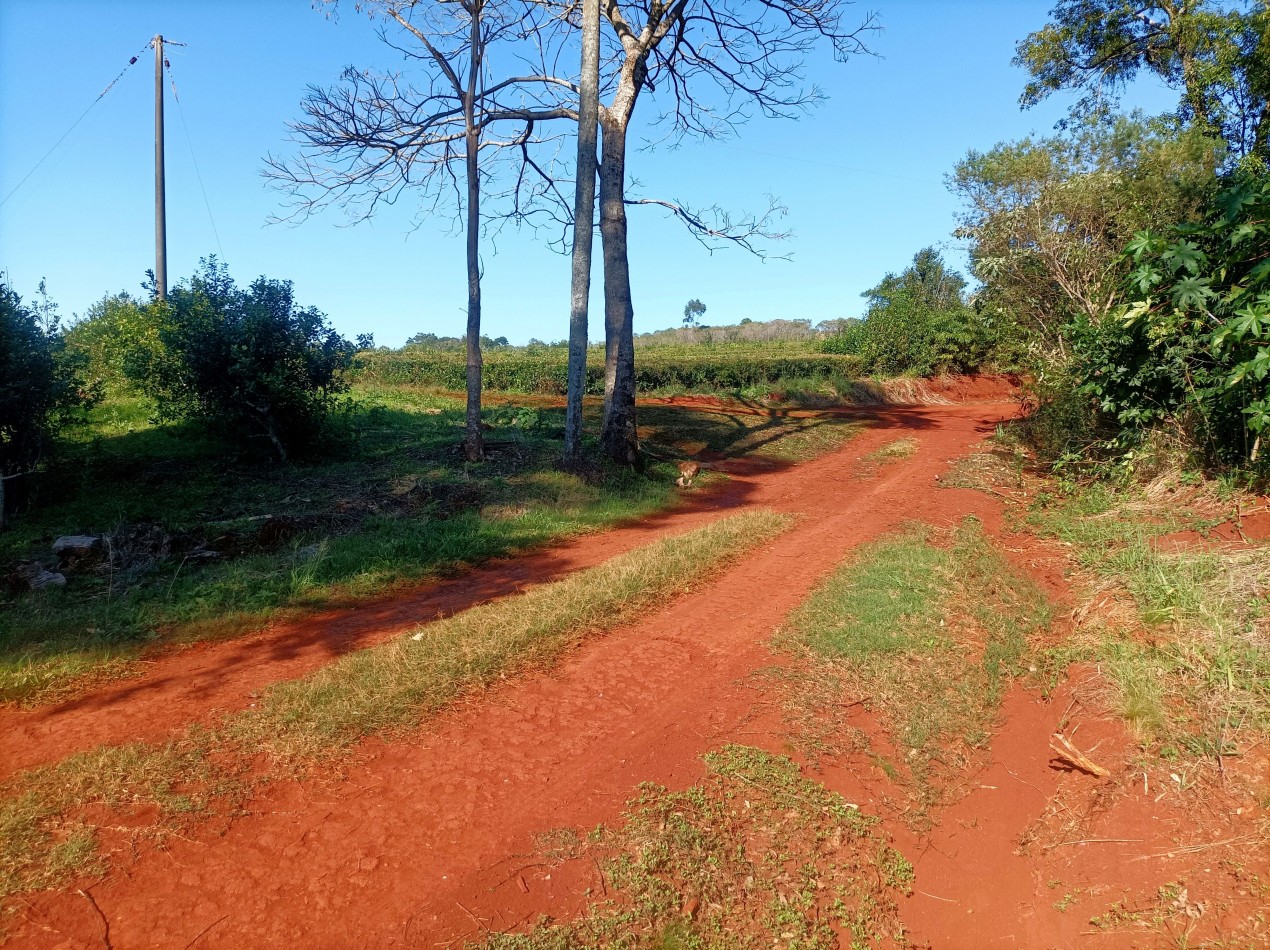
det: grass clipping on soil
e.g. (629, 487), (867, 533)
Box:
(483, 745), (912, 950)
(774, 519), (1052, 822)
(0, 509), (792, 902)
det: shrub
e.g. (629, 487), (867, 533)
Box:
(1071, 168), (1270, 467)
(128, 258), (362, 462)
(0, 283), (89, 524)
(821, 248), (1002, 375)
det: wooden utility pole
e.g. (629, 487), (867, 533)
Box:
(154, 34), (167, 299)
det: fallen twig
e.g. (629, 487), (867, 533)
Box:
(1045, 837), (1143, 850)
(1131, 835), (1252, 861)
(182, 914), (228, 949)
(1049, 732), (1109, 777)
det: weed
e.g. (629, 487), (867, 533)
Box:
(480, 745), (908, 949)
(1029, 482), (1270, 767)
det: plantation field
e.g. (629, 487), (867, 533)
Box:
(354, 343), (862, 396)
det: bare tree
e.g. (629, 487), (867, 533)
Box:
(265, 0), (574, 460)
(563, 0), (601, 464)
(586, 0), (878, 466)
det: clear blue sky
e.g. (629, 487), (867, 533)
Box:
(0, 1), (1174, 347)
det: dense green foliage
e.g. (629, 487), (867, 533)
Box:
(127, 259), (362, 462)
(355, 345), (860, 394)
(951, 117), (1221, 360)
(1068, 170), (1270, 464)
(821, 248), (1002, 374)
(0, 284), (87, 483)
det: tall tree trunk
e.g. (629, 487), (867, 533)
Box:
(598, 111), (640, 469)
(563, 0), (601, 464)
(462, 8), (484, 463)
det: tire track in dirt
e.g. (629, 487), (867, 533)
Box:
(10, 399), (1023, 949)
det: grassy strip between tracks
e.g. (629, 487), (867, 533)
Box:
(0, 509), (793, 904)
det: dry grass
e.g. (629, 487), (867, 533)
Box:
(240, 509), (793, 756)
(856, 437), (920, 480)
(1030, 480), (1270, 769)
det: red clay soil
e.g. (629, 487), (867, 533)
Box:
(7, 389), (1266, 949)
(1154, 506), (1270, 551)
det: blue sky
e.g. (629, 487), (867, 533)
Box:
(0, 1), (1174, 347)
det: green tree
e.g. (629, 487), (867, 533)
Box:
(824, 248), (996, 375)
(683, 298), (707, 328)
(1016, 0), (1270, 161)
(0, 283), (88, 527)
(130, 259), (362, 463)
(950, 116), (1221, 362)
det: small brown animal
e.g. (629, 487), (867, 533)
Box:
(676, 460), (701, 488)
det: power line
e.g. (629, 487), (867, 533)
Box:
(166, 58), (226, 261)
(0, 42), (153, 210)
(715, 142), (944, 188)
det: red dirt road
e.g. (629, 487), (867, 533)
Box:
(12, 386), (1260, 949)
(8, 396), (1023, 947)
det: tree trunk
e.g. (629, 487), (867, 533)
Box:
(598, 111), (641, 469)
(462, 9), (485, 463)
(563, 0), (601, 464)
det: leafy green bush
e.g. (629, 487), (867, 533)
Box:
(1071, 169), (1270, 467)
(63, 292), (153, 390)
(821, 247), (1003, 375)
(128, 259), (362, 462)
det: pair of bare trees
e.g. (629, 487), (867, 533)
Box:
(266, 0), (875, 466)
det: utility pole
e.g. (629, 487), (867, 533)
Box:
(154, 34), (167, 300)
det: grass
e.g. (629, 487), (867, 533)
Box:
(1, 382), (854, 704)
(0, 510), (791, 901)
(856, 437), (920, 479)
(1028, 481), (1270, 764)
(481, 745), (911, 950)
(637, 403), (863, 464)
(775, 519), (1052, 823)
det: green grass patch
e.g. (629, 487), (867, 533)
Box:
(777, 519), (1051, 823)
(2, 378), (857, 704)
(481, 745), (910, 950)
(1029, 484), (1270, 760)
(0, 511), (791, 899)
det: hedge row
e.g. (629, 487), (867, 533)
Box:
(353, 349), (863, 394)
